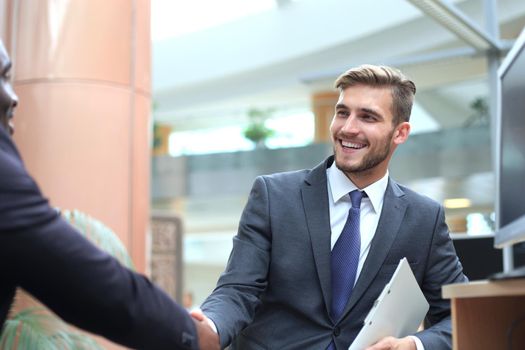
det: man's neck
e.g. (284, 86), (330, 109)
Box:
(345, 168), (388, 189)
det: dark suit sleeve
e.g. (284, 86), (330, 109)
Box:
(415, 205), (468, 350)
(0, 138), (198, 350)
(200, 176), (272, 348)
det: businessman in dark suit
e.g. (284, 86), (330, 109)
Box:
(0, 40), (218, 350)
(193, 65), (467, 349)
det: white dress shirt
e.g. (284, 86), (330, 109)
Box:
(326, 163), (388, 282)
(326, 164), (424, 350)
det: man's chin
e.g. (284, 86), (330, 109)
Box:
(334, 156), (361, 174)
(7, 119), (14, 135)
(0, 117), (14, 135)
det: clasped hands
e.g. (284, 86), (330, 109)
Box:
(191, 309), (220, 350)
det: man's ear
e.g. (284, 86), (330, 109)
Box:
(393, 122), (410, 145)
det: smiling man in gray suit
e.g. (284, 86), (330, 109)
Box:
(193, 65), (467, 350)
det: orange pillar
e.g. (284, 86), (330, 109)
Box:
(3, 0), (151, 273)
(312, 91), (339, 143)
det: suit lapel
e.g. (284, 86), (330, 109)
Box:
(342, 179), (408, 317)
(301, 158), (333, 315)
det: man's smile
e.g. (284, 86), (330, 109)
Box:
(340, 140), (366, 150)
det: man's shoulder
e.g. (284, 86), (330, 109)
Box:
(263, 168), (311, 181)
(0, 134), (31, 188)
(258, 158), (329, 187)
(254, 169), (310, 191)
(260, 161), (327, 187)
(0, 146), (22, 171)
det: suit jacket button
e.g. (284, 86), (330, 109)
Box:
(334, 326), (341, 337)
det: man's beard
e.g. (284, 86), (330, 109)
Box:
(334, 131), (393, 174)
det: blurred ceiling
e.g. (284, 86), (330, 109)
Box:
(151, 0), (525, 132)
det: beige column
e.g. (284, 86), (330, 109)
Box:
(3, 0), (151, 273)
(312, 91), (338, 143)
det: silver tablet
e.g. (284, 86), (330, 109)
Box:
(349, 258), (429, 350)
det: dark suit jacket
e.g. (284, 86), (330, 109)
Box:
(0, 126), (197, 350)
(201, 156), (467, 350)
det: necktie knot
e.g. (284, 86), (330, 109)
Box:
(349, 190), (365, 209)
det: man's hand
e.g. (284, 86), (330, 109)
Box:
(191, 309), (219, 350)
(365, 336), (416, 350)
(193, 317), (219, 350)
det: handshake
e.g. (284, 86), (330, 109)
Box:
(192, 309), (220, 350)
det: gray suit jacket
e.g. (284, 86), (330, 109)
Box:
(201, 156), (467, 350)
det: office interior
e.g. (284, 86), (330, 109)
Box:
(1, 1), (525, 348)
(151, 0), (525, 305)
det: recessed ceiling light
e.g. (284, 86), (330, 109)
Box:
(444, 198), (472, 209)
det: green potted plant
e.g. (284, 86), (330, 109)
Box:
(0, 211), (133, 349)
(243, 108), (275, 149)
(463, 97), (489, 127)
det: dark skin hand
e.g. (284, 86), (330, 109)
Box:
(193, 318), (220, 350)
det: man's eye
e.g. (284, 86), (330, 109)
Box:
(336, 110), (349, 117)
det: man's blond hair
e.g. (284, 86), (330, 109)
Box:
(334, 64), (416, 125)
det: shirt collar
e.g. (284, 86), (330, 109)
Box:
(327, 163), (389, 213)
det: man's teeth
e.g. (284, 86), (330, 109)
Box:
(342, 141), (365, 149)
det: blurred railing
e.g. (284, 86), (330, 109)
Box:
(152, 126), (491, 200)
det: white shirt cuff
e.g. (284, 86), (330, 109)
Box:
(409, 335), (425, 350)
(206, 315), (218, 334)
(192, 307), (218, 334)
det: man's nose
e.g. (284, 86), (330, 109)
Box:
(341, 116), (359, 134)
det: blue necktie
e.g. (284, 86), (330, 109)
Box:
(327, 190), (364, 350)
